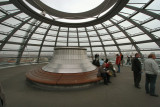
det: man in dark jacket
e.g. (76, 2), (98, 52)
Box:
(132, 53), (142, 89)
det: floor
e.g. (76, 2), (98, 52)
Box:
(0, 64), (160, 107)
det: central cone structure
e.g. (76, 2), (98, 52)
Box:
(42, 47), (96, 73)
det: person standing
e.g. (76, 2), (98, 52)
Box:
(116, 54), (121, 73)
(120, 53), (124, 66)
(143, 53), (160, 97)
(132, 53), (142, 89)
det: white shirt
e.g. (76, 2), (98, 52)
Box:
(143, 58), (160, 75)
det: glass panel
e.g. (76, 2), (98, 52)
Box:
(8, 37), (23, 43)
(59, 31), (67, 37)
(0, 24), (14, 33)
(24, 46), (40, 51)
(78, 32), (87, 37)
(146, 0), (160, 14)
(131, 34), (151, 42)
(56, 42), (67, 46)
(15, 13), (29, 20)
(152, 31), (160, 38)
(31, 34), (44, 40)
(69, 32), (77, 37)
(0, 4), (18, 13)
(0, 34), (6, 40)
(112, 32), (126, 38)
(103, 21), (113, 26)
(43, 41), (54, 45)
(2, 18), (21, 26)
(79, 38), (88, 42)
(137, 42), (159, 49)
(131, 13), (152, 23)
(107, 26), (120, 32)
(14, 30), (28, 37)
(100, 35), (112, 40)
(116, 38), (130, 44)
(119, 21), (134, 28)
(57, 37), (67, 42)
(68, 43), (78, 46)
(45, 36), (56, 41)
(91, 42), (101, 46)
(68, 38), (77, 42)
(89, 37), (100, 41)
(125, 27), (143, 35)
(104, 46), (118, 51)
(80, 43), (89, 46)
(142, 19), (160, 30)
(3, 44), (20, 50)
(41, 47), (54, 51)
(103, 41), (115, 45)
(28, 40), (42, 45)
(128, 0), (149, 3)
(96, 29), (107, 35)
(111, 15), (124, 22)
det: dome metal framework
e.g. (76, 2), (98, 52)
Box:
(0, 0), (160, 67)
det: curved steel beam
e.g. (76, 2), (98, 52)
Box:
(0, 18), (32, 51)
(54, 27), (61, 47)
(85, 27), (93, 60)
(0, 11), (21, 23)
(93, 26), (107, 57)
(76, 28), (80, 47)
(118, 14), (160, 47)
(37, 24), (52, 63)
(101, 23), (121, 54)
(16, 21), (42, 64)
(125, 5), (160, 21)
(110, 20), (143, 58)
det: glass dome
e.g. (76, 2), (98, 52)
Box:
(0, 0), (160, 68)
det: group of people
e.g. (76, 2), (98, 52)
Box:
(132, 52), (160, 97)
(93, 52), (160, 97)
(92, 55), (116, 85)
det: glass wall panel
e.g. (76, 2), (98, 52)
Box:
(56, 42), (67, 46)
(68, 43), (78, 46)
(8, 36), (23, 43)
(125, 27), (143, 35)
(103, 41), (115, 45)
(131, 34), (151, 42)
(137, 42), (159, 49)
(116, 38), (130, 44)
(91, 42), (101, 46)
(0, 34), (6, 40)
(3, 44), (20, 50)
(142, 19), (160, 30)
(0, 24), (14, 33)
(80, 43), (89, 46)
(152, 31), (160, 38)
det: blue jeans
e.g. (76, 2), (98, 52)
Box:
(117, 64), (120, 73)
(145, 74), (157, 95)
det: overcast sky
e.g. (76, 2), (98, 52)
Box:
(40, 0), (104, 13)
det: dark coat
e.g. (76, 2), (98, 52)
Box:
(131, 57), (141, 73)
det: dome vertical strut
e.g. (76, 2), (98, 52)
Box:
(37, 25), (52, 63)
(110, 20), (143, 58)
(16, 21), (43, 64)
